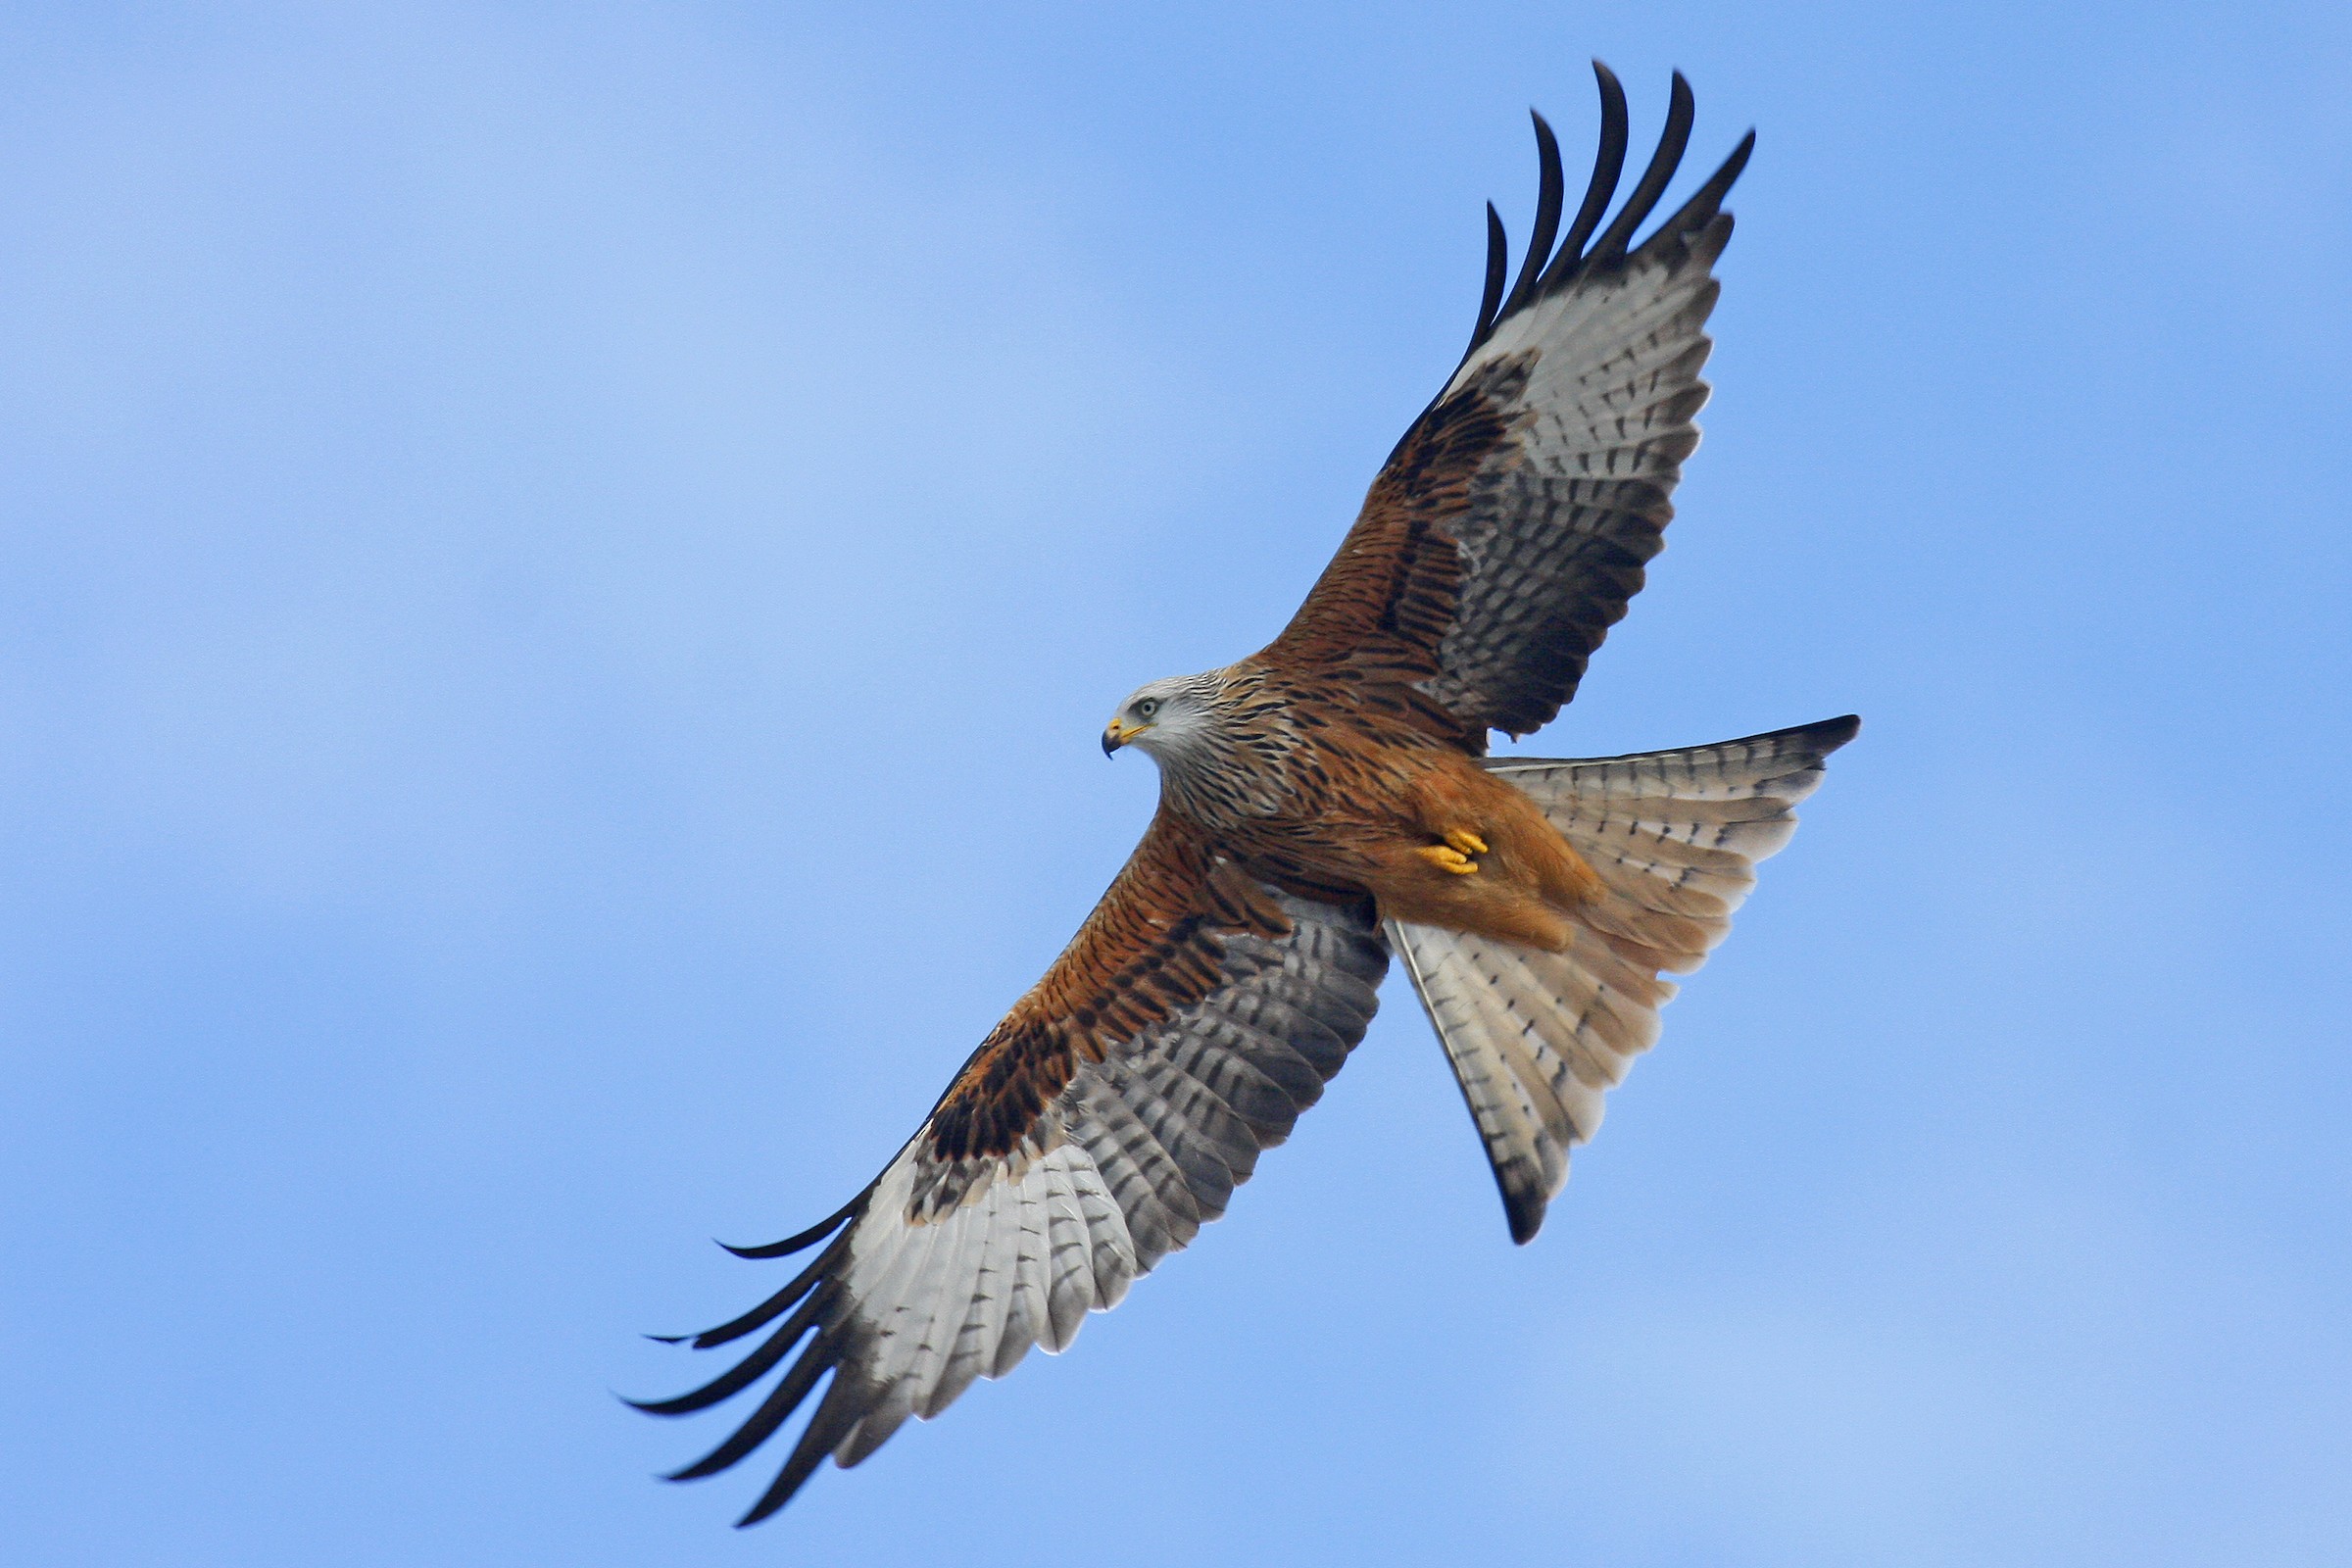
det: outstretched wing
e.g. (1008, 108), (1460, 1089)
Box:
(634, 812), (1388, 1524)
(1267, 64), (1752, 743)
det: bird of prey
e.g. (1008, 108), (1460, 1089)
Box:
(636, 63), (1857, 1525)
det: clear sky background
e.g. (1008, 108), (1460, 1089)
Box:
(4, 4), (2347, 1564)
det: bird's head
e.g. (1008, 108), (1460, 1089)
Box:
(1102, 673), (1225, 764)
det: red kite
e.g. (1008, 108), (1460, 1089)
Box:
(637, 63), (1856, 1524)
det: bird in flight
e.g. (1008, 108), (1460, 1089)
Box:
(636, 63), (1857, 1525)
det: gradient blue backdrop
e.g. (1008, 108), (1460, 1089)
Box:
(5, 5), (2347, 1564)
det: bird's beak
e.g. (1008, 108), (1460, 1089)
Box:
(1102, 719), (1144, 757)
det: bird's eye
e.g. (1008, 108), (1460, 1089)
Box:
(1136, 698), (1160, 718)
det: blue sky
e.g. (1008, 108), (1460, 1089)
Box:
(4, 4), (2348, 1564)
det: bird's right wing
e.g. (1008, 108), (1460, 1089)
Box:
(1266, 64), (1749, 745)
(634, 810), (1389, 1525)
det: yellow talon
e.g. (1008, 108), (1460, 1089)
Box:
(1445, 829), (1490, 857)
(1416, 845), (1480, 875)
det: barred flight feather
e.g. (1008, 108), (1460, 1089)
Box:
(1274, 65), (1750, 745)
(1394, 715), (1856, 1242)
(642, 873), (1387, 1525)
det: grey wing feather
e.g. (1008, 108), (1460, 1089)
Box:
(641, 887), (1388, 1526)
(1429, 72), (1752, 738)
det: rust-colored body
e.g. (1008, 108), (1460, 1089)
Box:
(1332, 745), (1600, 948)
(1200, 688), (1604, 953)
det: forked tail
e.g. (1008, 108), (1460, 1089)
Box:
(1387, 714), (1858, 1242)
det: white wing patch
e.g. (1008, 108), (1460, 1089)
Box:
(831, 1137), (1137, 1463)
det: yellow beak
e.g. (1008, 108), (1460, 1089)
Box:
(1102, 719), (1149, 757)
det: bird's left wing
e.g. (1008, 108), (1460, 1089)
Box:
(635, 810), (1388, 1524)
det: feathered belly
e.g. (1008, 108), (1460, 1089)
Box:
(1208, 741), (1602, 952)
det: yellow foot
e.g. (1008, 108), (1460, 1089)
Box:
(1444, 829), (1490, 857)
(1415, 844), (1480, 875)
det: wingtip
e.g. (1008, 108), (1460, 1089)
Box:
(1455, 202), (1510, 366)
(1501, 1185), (1548, 1245)
(1815, 712), (1863, 750)
(1760, 712), (1863, 762)
(734, 1450), (828, 1527)
(714, 1192), (865, 1259)
(619, 1390), (675, 1415)
(1666, 70), (1697, 127)
(1539, 63), (1633, 294)
(1588, 67), (1696, 264)
(1497, 110), (1567, 322)
(1721, 127), (1758, 185)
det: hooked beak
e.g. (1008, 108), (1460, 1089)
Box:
(1102, 718), (1147, 757)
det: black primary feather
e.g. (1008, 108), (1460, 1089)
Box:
(1496, 110), (1564, 320)
(1539, 60), (1631, 291)
(1458, 202), (1508, 366)
(715, 1190), (864, 1260)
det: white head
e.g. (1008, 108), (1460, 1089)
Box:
(1101, 672), (1226, 766)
